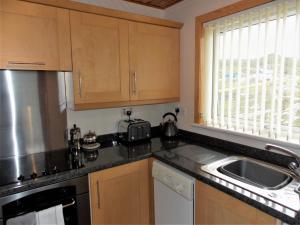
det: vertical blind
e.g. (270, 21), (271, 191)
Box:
(202, 0), (300, 144)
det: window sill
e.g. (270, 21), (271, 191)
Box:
(191, 123), (300, 154)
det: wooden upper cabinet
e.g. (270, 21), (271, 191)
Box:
(129, 22), (180, 102)
(195, 181), (278, 225)
(70, 11), (130, 108)
(0, 0), (72, 71)
(89, 159), (150, 225)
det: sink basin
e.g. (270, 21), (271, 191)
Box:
(201, 156), (300, 213)
(218, 159), (292, 190)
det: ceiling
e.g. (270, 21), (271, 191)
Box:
(123, 0), (184, 9)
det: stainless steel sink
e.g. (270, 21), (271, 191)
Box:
(201, 156), (300, 213)
(218, 159), (292, 190)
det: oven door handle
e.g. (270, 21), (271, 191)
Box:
(63, 198), (76, 209)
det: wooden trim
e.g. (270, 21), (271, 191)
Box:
(194, 0), (273, 124)
(196, 0), (273, 23)
(123, 0), (184, 10)
(74, 98), (180, 111)
(194, 18), (202, 124)
(148, 158), (155, 225)
(19, 0), (183, 28)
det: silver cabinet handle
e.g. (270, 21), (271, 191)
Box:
(96, 180), (100, 209)
(133, 72), (137, 96)
(79, 72), (83, 98)
(8, 61), (46, 66)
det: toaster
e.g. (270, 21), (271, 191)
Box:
(118, 119), (151, 143)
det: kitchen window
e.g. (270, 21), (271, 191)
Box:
(196, 0), (300, 144)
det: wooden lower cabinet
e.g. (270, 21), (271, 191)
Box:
(89, 159), (150, 225)
(195, 181), (278, 225)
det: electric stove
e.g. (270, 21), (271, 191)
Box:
(0, 149), (72, 187)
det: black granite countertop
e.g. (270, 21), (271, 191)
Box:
(0, 138), (171, 197)
(0, 131), (299, 224)
(153, 146), (299, 224)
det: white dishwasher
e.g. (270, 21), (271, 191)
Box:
(152, 160), (195, 225)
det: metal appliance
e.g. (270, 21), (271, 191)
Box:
(82, 131), (101, 152)
(161, 112), (178, 138)
(0, 149), (73, 186)
(69, 124), (84, 168)
(0, 71), (90, 225)
(152, 160), (195, 225)
(0, 176), (90, 225)
(118, 119), (151, 143)
(0, 70), (68, 159)
(70, 124), (81, 147)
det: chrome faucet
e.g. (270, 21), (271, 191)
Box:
(265, 144), (300, 177)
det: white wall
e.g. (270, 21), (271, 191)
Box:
(67, 104), (177, 135)
(164, 0), (300, 153)
(67, 0), (175, 135)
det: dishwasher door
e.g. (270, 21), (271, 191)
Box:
(153, 161), (195, 225)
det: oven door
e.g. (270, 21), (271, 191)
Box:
(0, 176), (90, 225)
(3, 186), (77, 225)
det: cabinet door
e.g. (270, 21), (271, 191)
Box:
(129, 22), (180, 102)
(89, 159), (150, 225)
(195, 181), (277, 225)
(70, 11), (130, 108)
(0, 0), (71, 71)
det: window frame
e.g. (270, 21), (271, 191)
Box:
(194, 0), (274, 124)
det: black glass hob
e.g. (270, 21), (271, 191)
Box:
(0, 149), (72, 186)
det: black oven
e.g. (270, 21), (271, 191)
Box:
(0, 176), (90, 225)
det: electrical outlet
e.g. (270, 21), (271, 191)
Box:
(122, 108), (132, 116)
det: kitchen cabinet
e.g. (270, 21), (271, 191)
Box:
(69, 11), (180, 110)
(0, 0), (181, 108)
(0, 0), (71, 71)
(195, 181), (278, 225)
(70, 11), (130, 108)
(89, 159), (150, 225)
(129, 22), (180, 102)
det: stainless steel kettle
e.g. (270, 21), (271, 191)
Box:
(161, 112), (178, 138)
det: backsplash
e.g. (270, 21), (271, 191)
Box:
(67, 103), (178, 136)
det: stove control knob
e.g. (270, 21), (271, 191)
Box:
(42, 170), (50, 176)
(17, 175), (25, 182)
(30, 172), (37, 180)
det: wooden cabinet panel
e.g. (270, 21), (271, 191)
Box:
(89, 159), (150, 225)
(195, 181), (278, 225)
(148, 158), (155, 225)
(69, 11), (180, 110)
(0, 0), (71, 71)
(70, 11), (130, 107)
(129, 22), (180, 102)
